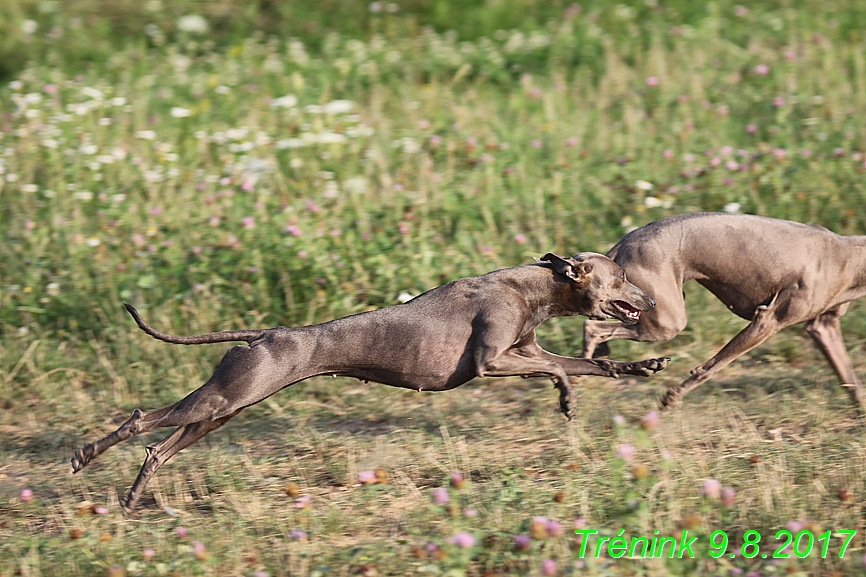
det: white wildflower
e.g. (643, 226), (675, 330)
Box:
(228, 142), (254, 153)
(644, 196), (663, 209)
(9, 80), (23, 91)
(136, 130), (157, 140)
(317, 131), (346, 144)
(615, 4), (635, 19)
(111, 97), (127, 106)
(46, 282), (60, 296)
(24, 93), (42, 105)
(81, 87), (104, 100)
(112, 193), (126, 203)
(21, 184), (38, 193)
(225, 127), (249, 140)
(401, 137), (421, 154)
(74, 191), (94, 200)
(69, 102), (94, 115)
(288, 40), (309, 67)
(80, 144), (98, 155)
(170, 54), (191, 73)
(356, 125), (375, 137)
(215, 85), (231, 94)
(25, 109), (41, 119)
(271, 94), (298, 108)
(504, 31), (525, 53)
(323, 181), (339, 199)
(723, 202), (742, 213)
(263, 56), (283, 73)
(85, 237), (101, 247)
(635, 179), (654, 191)
(343, 176), (367, 194)
(397, 292), (415, 303)
(144, 169), (164, 182)
(177, 14), (208, 34)
(21, 19), (38, 34)
(276, 138), (305, 149)
(170, 107), (191, 118)
(323, 100), (354, 114)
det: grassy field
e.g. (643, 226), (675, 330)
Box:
(2, 0), (866, 575)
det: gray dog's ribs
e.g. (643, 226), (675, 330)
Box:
(73, 253), (670, 514)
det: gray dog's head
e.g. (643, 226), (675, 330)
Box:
(539, 252), (655, 324)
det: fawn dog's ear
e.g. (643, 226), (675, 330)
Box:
(537, 253), (592, 282)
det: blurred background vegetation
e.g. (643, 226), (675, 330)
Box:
(2, 0), (866, 82)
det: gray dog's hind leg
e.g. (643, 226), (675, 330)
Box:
(71, 399), (215, 473)
(72, 347), (273, 474)
(659, 299), (782, 409)
(72, 409), (147, 472)
(805, 305), (865, 408)
(120, 410), (241, 515)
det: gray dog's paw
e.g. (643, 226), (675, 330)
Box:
(71, 445), (92, 473)
(657, 388), (681, 410)
(558, 389), (577, 421)
(118, 495), (140, 519)
(630, 357), (671, 376)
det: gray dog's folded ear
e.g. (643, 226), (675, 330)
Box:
(538, 252), (591, 282)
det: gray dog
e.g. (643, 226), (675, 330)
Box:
(582, 213), (866, 409)
(72, 252), (669, 514)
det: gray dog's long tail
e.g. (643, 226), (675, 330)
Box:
(124, 304), (264, 345)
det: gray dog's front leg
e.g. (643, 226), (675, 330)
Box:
(475, 349), (577, 419)
(530, 348), (671, 378)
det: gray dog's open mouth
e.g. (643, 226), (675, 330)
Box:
(613, 300), (641, 322)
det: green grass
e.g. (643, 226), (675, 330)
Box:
(2, 1), (866, 575)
